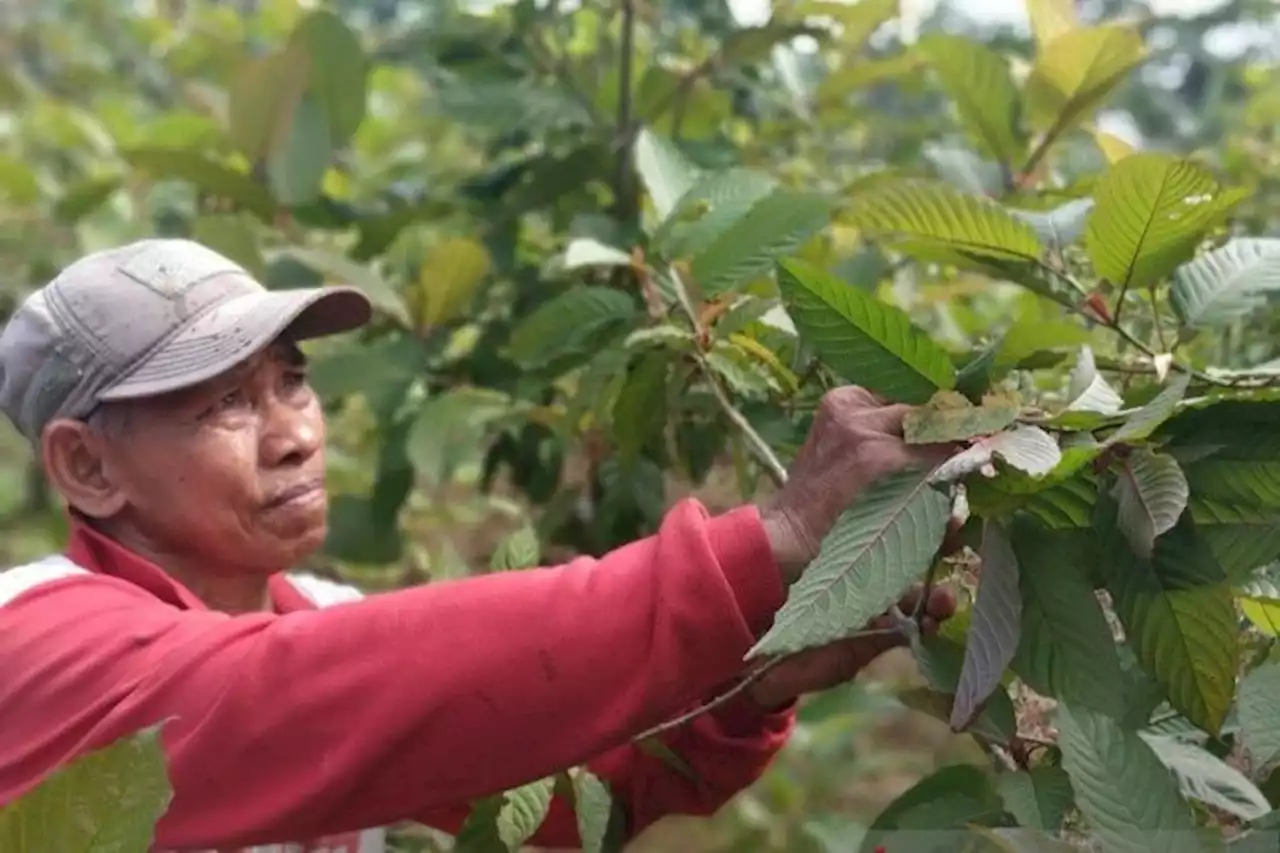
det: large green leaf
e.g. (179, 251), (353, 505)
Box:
(1095, 495), (1240, 735)
(1104, 373), (1191, 448)
(1161, 402), (1280, 511)
(1170, 238), (1280, 330)
(504, 287), (638, 368)
(1190, 498), (1280, 584)
(858, 764), (1011, 853)
(1085, 153), (1246, 292)
(121, 147), (276, 221)
(1057, 702), (1204, 853)
(1022, 25), (1146, 145)
(0, 726), (173, 853)
(267, 91), (332, 206)
(1238, 663), (1280, 770)
(749, 466), (951, 658)
(688, 189), (834, 294)
(995, 766), (1074, 832)
(951, 520), (1022, 730)
(1110, 449), (1190, 559)
(226, 43), (311, 163)
(653, 167), (777, 260)
(1139, 733), (1271, 821)
(844, 179), (1043, 267)
(1008, 516), (1128, 719)
(918, 35), (1025, 165)
(288, 10), (369, 146)
(776, 258), (956, 404)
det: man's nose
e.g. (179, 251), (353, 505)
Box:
(259, 396), (322, 468)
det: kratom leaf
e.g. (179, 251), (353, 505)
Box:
(951, 520), (1022, 731)
(1238, 564), (1280, 635)
(226, 43), (311, 162)
(495, 777), (556, 848)
(0, 725), (173, 853)
(930, 425), (1062, 484)
(1104, 372), (1191, 447)
(505, 286), (637, 368)
(192, 213), (265, 278)
(288, 9), (369, 146)
(1139, 733), (1271, 821)
(844, 179), (1043, 266)
(122, 147), (276, 221)
(995, 766), (1075, 832)
(1162, 403), (1280, 510)
(562, 238), (633, 270)
(749, 466), (951, 658)
(904, 391), (1021, 445)
(1191, 499), (1280, 584)
(490, 526), (541, 571)
(897, 684), (1017, 745)
(1026, 0), (1078, 46)
(858, 764), (1011, 853)
(417, 235), (491, 328)
(1009, 516), (1128, 718)
(776, 258), (956, 405)
(634, 128), (700, 221)
(917, 34), (1025, 164)
(570, 768), (620, 853)
(689, 189), (834, 294)
(1022, 25), (1146, 143)
(1066, 346), (1123, 415)
(1170, 237), (1280, 330)
(1239, 664), (1280, 769)
(267, 91), (332, 206)
(1110, 449), (1190, 559)
(653, 167), (778, 259)
(611, 352), (669, 463)
(1057, 702), (1204, 853)
(1085, 152), (1246, 292)
(1095, 494), (1240, 735)
(1008, 198), (1094, 250)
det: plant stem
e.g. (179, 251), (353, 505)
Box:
(1148, 284), (1169, 351)
(612, 0), (638, 228)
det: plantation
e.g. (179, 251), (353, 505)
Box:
(1, 0), (1280, 851)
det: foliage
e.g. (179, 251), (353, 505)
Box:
(3, 0), (1280, 852)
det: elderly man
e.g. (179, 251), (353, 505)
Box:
(0, 239), (954, 852)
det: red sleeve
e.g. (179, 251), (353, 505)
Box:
(0, 500), (785, 850)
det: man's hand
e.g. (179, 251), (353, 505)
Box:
(746, 583), (957, 711)
(760, 386), (956, 585)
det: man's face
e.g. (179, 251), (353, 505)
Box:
(89, 340), (329, 573)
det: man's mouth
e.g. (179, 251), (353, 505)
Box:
(264, 478), (325, 508)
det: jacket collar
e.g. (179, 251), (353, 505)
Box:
(64, 520), (310, 614)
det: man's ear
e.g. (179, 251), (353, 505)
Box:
(41, 418), (128, 519)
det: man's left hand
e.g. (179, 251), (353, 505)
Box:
(745, 583), (957, 711)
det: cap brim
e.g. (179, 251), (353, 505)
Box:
(97, 285), (372, 402)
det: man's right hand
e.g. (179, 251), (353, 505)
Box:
(759, 386), (957, 587)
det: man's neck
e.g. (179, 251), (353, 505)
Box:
(78, 514), (274, 614)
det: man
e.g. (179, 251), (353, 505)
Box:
(0, 239), (955, 852)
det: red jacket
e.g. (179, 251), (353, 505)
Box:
(0, 498), (795, 851)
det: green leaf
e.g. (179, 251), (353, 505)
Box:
(562, 237), (634, 270)
(1237, 564), (1280, 635)
(952, 520), (1022, 731)
(634, 128), (700, 222)
(858, 764), (1011, 853)
(897, 684), (1017, 745)
(611, 351), (669, 465)
(121, 147), (276, 221)
(1022, 25), (1147, 143)
(1008, 198), (1094, 251)
(1095, 494), (1240, 734)
(1065, 346), (1124, 415)
(1104, 373), (1191, 447)
(1085, 152), (1246, 292)
(495, 777), (556, 849)
(277, 247), (412, 328)
(776, 258), (956, 405)
(918, 35), (1025, 165)
(904, 391), (1021, 445)
(505, 287), (638, 369)
(652, 167), (778, 260)
(1139, 733), (1272, 821)
(1008, 517), (1128, 718)
(1191, 499), (1280, 584)
(930, 425), (1062, 484)
(288, 10), (369, 146)
(0, 726), (173, 853)
(750, 466), (951, 658)
(1170, 238), (1280, 330)
(1239, 663), (1280, 769)
(192, 213), (265, 279)
(416, 236), (492, 328)
(491, 526), (541, 571)
(844, 179), (1043, 267)
(1057, 702), (1204, 853)
(1111, 449), (1190, 559)
(267, 91), (332, 207)
(407, 389), (513, 487)
(226, 44), (311, 162)
(689, 189), (833, 295)
(995, 766), (1074, 832)
(570, 768), (622, 853)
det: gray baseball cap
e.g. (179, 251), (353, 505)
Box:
(0, 238), (373, 442)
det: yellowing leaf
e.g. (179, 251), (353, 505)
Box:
(1025, 0), (1077, 46)
(904, 391), (1021, 445)
(1086, 152), (1248, 292)
(1023, 25), (1146, 145)
(417, 236), (491, 328)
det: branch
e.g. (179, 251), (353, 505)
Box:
(612, 0), (638, 225)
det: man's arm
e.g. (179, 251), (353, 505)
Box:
(0, 499), (783, 850)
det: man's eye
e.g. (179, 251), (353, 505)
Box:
(283, 368), (308, 388)
(218, 389), (246, 409)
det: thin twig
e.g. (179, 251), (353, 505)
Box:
(1149, 284), (1170, 351)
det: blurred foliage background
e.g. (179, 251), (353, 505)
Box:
(0, 0), (1277, 850)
